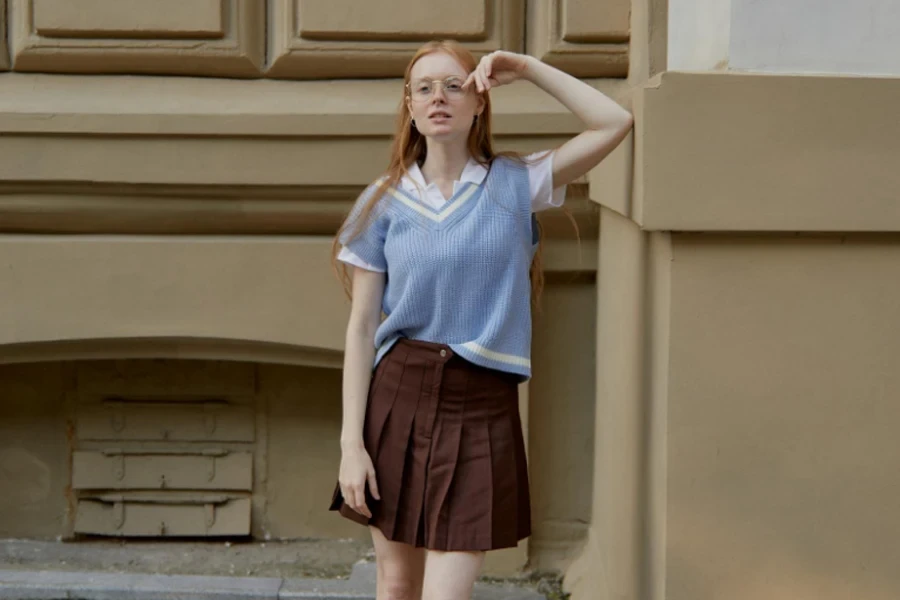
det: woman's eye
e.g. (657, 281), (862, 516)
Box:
(416, 85), (432, 94)
(446, 82), (462, 91)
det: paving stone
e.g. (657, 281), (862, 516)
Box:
(0, 569), (281, 600)
(0, 568), (546, 600)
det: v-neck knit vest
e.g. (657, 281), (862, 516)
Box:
(340, 156), (537, 380)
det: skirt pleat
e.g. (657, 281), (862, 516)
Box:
(488, 413), (518, 548)
(423, 362), (468, 548)
(375, 353), (421, 540)
(330, 338), (531, 551)
(362, 352), (397, 454)
(510, 396), (532, 542)
(391, 365), (429, 544)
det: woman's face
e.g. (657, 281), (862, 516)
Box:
(406, 51), (484, 142)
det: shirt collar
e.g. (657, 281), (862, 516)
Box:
(400, 157), (488, 194)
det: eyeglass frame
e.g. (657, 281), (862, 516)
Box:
(405, 76), (470, 102)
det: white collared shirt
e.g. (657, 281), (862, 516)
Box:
(339, 150), (565, 272)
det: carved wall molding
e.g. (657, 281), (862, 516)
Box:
(4, 1), (633, 79)
(0, 184), (359, 235)
(527, 0), (630, 77)
(0, 74), (609, 273)
(0, 338), (344, 369)
(0, 73), (609, 193)
(0, 73), (602, 136)
(10, 0), (265, 77)
(267, 0), (524, 79)
(0, 182), (594, 241)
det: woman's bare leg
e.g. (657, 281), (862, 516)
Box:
(370, 526), (427, 600)
(421, 550), (485, 600)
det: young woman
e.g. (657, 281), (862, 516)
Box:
(330, 41), (633, 600)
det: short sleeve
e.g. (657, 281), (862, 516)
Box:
(338, 246), (385, 273)
(338, 182), (389, 272)
(525, 150), (567, 213)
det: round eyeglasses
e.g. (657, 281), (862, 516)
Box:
(407, 77), (469, 102)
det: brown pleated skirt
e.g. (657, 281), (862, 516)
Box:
(329, 338), (531, 551)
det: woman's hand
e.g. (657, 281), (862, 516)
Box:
(339, 445), (380, 518)
(463, 51), (532, 93)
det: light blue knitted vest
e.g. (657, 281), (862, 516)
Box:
(341, 156), (537, 380)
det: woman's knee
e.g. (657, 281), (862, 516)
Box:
(422, 550), (484, 600)
(376, 556), (425, 600)
(371, 527), (425, 599)
(380, 573), (419, 600)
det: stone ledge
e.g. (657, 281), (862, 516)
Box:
(0, 182), (596, 238)
(634, 71), (900, 232)
(0, 74), (626, 188)
(0, 73), (629, 137)
(0, 235), (595, 365)
(0, 236), (349, 358)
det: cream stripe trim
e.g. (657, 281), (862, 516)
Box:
(459, 342), (531, 368)
(387, 184), (479, 223)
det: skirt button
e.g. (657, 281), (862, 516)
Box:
(440, 349), (447, 357)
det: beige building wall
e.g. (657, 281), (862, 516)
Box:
(664, 236), (900, 600)
(0, 0), (631, 582)
(565, 0), (900, 597)
(6, 1), (895, 598)
(633, 72), (900, 600)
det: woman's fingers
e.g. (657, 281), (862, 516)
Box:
(478, 68), (491, 92)
(484, 53), (494, 78)
(340, 484), (354, 511)
(338, 450), (377, 518)
(474, 66), (486, 92)
(340, 481), (369, 518)
(367, 470), (381, 501)
(481, 58), (493, 89)
(468, 57), (490, 92)
(352, 484), (371, 518)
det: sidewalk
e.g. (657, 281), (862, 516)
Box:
(0, 540), (548, 600)
(0, 563), (546, 600)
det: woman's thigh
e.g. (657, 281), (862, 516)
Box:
(422, 549), (485, 600)
(370, 526), (426, 600)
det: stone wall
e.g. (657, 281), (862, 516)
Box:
(0, 0), (635, 580)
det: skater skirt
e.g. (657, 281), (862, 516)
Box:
(329, 338), (531, 551)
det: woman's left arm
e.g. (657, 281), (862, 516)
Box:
(524, 57), (633, 187)
(466, 52), (634, 187)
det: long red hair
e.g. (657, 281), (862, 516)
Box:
(331, 40), (546, 311)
